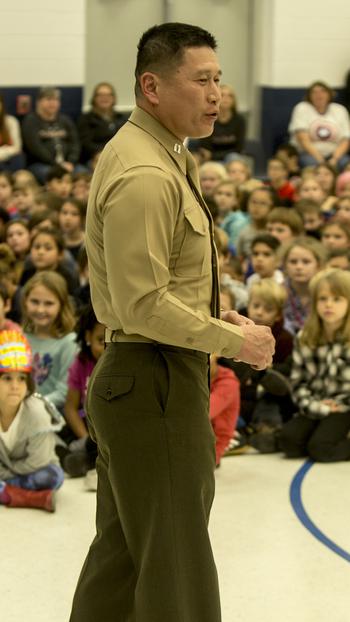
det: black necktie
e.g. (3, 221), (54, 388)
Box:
(185, 154), (220, 319)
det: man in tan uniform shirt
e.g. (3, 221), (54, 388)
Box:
(70, 23), (274, 622)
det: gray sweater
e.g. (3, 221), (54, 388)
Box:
(0, 394), (61, 480)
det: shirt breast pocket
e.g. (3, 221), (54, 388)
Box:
(174, 204), (212, 278)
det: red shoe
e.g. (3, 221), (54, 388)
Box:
(5, 485), (56, 512)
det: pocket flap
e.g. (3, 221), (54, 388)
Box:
(94, 376), (135, 401)
(184, 206), (207, 235)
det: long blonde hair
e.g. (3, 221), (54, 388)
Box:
(300, 268), (350, 347)
(21, 270), (76, 337)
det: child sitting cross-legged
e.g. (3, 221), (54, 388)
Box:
(225, 279), (294, 454)
(0, 330), (64, 512)
(279, 269), (350, 462)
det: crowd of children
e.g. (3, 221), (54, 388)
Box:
(202, 150), (350, 465)
(1, 90), (350, 514)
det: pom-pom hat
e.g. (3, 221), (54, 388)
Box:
(0, 330), (32, 373)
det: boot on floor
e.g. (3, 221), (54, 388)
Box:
(3, 484), (56, 512)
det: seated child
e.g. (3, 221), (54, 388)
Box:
(216, 234), (248, 311)
(46, 165), (73, 199)
(321, 220), (350, 252)
(0, 283), (21, 331)
(73, 246), (91, 313)
(72, 172), (91, 203)
(246, 233), (284, 289)
(58, 197), (86, 261)
(63, 305), (104, 480)
(227, 280), (294, 451)
(5, 219), (31, 283)
(266, 207), (304, 245)
(225, 157), (262, 194)
(0, 244), (21, 323)
(275, 143), (301, 184)
(281, 236), (327, 336)
(265, 157), (296, 205)
(213, 180), (249, 248)
(32, 190), (63, 215)
(22, 271), (78, 413)
(20, 228), (80, 295)
(27, 209), (59, 238)
(210, 353), (240, 467)
(0, 330), (64, 512)
(314, 163), (337, 198)
(294, 199), (324, 239)
(326, 248), (350, 271)
(199, 161), (227, 199)
(333, 195), (350, 226)
(298, 174), (336, 214)
(279, 269), (350, 462)
(0, 171), (15, 215)
(236, 186), (277, 260)
(12, 181), (39, 220)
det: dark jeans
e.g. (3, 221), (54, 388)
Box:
(0, 153), (26, 172)
(5, 464), (64, 490)
(279, 412), (350, 462)
(70, 342), (221, 622)
(298, 152), (350, 172)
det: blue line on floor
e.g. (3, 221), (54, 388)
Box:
(290, 460), (350, 563)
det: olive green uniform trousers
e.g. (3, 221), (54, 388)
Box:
(69, 342), (221, 622)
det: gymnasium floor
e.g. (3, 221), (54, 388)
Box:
(2, 453), (349, 622)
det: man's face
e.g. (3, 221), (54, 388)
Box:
(150, 46), (222, 141)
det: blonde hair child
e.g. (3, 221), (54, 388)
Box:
(21, 271), (78, 412)
(279, 269), (350, 462)
(280, 236), (326, 336)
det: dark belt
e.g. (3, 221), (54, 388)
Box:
(104, 328), (207, 359)
(104, 328), (157, 344)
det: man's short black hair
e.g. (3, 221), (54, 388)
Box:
(135, 22), (217, 97)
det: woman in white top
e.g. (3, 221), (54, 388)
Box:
(0, 93), (24, 172)
(288, 81), (350, 171)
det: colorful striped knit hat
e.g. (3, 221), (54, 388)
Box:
(0, 330), (32, 373)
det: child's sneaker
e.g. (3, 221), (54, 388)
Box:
(223, 430), (252, 456)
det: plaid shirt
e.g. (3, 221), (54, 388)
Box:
(291, 334), (350, 419)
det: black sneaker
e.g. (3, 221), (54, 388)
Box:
(249, 424), (281, 454)
(63, 450), (91, 477)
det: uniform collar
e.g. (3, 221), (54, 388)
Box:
(128, 106), (189, 175)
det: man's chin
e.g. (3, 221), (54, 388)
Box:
(189, 127), (215, 140)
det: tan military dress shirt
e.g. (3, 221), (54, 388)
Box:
(86, 106), (243, 357)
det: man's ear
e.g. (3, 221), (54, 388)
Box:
(139, 72), (160, 105)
